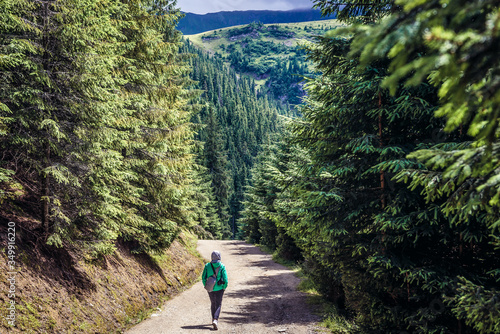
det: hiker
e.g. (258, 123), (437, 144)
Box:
(202, 250), (228, 330)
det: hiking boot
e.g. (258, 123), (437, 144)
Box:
(212, 319), (218, 330)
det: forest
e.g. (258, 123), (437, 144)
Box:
(181, 40), (284, 238)
(0, 0), (499, 333)
(186, 20), (340, 104)
(239, 0), (500, 333)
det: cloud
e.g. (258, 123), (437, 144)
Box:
(176, 0), (314, 14)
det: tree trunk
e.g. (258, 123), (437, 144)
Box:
(41, 143), (50, 235)
(41, 0), (50, 235)
(378, 91), (385, 209)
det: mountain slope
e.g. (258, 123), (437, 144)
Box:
(185, 20), (341, 104)
(181, 40), (285, 238)
(177, 9), (335, 35)
(0, 228), (202, 333)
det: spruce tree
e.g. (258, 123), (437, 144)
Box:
(1, 0), (195, 256)
(275, 0), (500, 331)
(240, 145), (279, 247)
(320, 0), (500, 332)
(186, 163), (223, 239)
(203, 105), (231, 235)
(0, 0), (130, 249)
(113, 0), (194, 252)
(240, 130), (303, 261)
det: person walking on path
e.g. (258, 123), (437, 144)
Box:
(202, 250), (228, 330)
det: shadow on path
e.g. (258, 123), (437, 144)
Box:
(220, 241), (320, 328)
(181, 324), (214, 330)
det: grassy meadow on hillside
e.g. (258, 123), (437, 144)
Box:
(184, 20), (342, 104)
(185, 19), (341, 52)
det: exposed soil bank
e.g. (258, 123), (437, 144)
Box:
(0, 228), (203, 334)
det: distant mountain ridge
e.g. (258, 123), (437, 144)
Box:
(177, 8), (334, 35)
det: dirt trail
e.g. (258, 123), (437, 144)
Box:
(125, 240), (321, 334)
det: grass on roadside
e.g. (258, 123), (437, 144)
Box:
(296, 273), (358, 333)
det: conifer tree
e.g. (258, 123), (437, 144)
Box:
(186, 163), (223, 239)
(240, 145), (279, 247)
(109, 0), (194, 253)
(0, 0), (36, 197)
(240, 131), (303, 261)
(202, 105), (231, 234)
(241, 1), (498, 331)
(182, 40), (282, 237)
(264, 1), (500, 331)
(287, 35), (459, 329)
(1, 0), (195, 256)
(0, 0), (130, 249)
(324, 0), (500, 331)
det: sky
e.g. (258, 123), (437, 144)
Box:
(176, 0), (315, 14)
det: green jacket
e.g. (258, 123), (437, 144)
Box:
(202, 262), (228, 291)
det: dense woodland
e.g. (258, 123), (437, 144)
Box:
(0, 0), (499, 333)
(181, 40), (283, 238)
(0, 0), (283, 250)
(0, 0), (205, 257)
(240, 0), (500, 333)
(192, 21), (339, 105)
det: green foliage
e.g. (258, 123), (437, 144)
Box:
(313, 0), (394, 23)
(199, 105), (231, 237)
(186, 163), (223, 239)
(318, 1), (500, 331)
(345, 0), (500, 141)
(242, 1), (500, 333)
(332, 0), (500, 236)
(182, 40), (282, 238)
(0, 0), (199, 256)
(448, 277), (500, 333)
(239, 132), (305, 261)
(240, 144), (280, 247)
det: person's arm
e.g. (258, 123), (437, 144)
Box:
(202, 264), (207, 286)
(221, 265), (228, 290)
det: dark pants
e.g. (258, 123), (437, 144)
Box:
(208, 289), (225, 320)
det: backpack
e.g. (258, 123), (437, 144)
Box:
(204, 263), (220, 292)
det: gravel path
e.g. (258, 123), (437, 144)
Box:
(125, 240), (321, 334)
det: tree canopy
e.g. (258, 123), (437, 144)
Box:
(0, 0), (196, 256)
(240, 1), (499, 332)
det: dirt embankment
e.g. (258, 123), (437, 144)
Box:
(0, 227), (203, 334)
(126, 240), (321, 334)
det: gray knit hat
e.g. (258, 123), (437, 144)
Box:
(211, 250), (221, 263)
